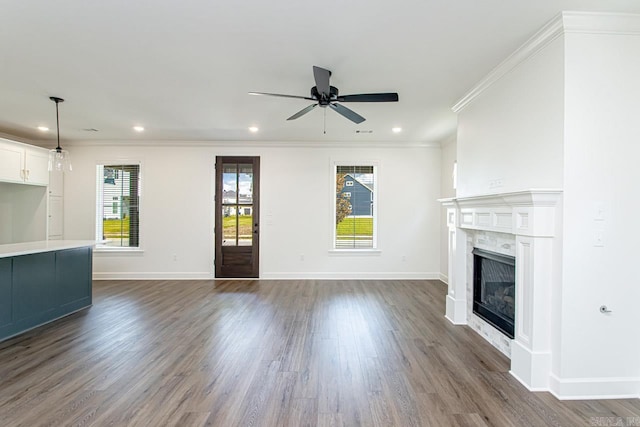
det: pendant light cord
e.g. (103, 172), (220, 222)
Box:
(55, 101), (60, 151)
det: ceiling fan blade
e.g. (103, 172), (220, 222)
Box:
(287, 104), (318, 120)
(329, 103), (366, 124)
(249, 92), (314, 100)
(313, 66), (331, 97)
(337, 93), (399, 102)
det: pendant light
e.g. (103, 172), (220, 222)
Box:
(47, 96), (72, 172)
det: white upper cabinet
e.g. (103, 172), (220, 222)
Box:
(0, 138), (49, 186)
(25, 148), (50, 185)
(0, 140), (24, 182)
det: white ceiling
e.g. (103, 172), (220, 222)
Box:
(2, 0), (640, 146)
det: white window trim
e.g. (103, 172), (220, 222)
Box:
(94, 160), (144, 253)
(95, 246), (145, 254)
(453, 160), (458, 190)
(328, 248), (382, 255)
(330, 160), (379, 252)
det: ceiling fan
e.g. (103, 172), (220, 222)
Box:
(249, 66), (399, 124)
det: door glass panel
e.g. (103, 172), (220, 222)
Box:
(222, 164), (237, 204)
(238, 209), (253, 246)
(222, 208), (237, 246)
(238, 163), (253, 204)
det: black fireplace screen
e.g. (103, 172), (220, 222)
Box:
(472, 248), (515, 338)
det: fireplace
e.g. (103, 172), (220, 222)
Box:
(472, 248), (515, 338)
(442, 190), (562, 391)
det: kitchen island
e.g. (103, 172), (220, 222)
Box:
(0, 240), (96, 342)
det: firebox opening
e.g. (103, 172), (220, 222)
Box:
(472, 248), (515, 339)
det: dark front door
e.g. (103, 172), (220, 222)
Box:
(215, 156), (260, 278)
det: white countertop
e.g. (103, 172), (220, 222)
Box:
(0, 240), (98, 258)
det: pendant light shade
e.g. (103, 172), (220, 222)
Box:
(47, 96), (72, 172)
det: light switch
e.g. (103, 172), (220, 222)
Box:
(594, 203), (605, 221)
(594, 230), (604, 247)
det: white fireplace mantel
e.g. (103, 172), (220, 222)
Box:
(441, 188), (562, 236)
(440, 189), (562, 391)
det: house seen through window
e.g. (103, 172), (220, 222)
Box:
(335, 165), (376, 249)
(96, 164), (140, 248)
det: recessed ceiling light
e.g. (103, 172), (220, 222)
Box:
(392, 127), (402, 133)
(133, 126), (145, 132)
(37, 126), (49, 132)
(249, 126), (259, 133)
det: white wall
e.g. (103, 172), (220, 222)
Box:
(64, 142), (442, 280)
(439, 135), (456, 282)
(558, 30), (640, 392)
(0, 182), (47, 244)
(456, 37), (565, 197)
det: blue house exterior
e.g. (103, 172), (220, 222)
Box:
(339, 174), (373, 216)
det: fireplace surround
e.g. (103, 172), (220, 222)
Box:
(441, 190), (562, 392)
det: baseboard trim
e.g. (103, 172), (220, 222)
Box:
(259, 272), (440, 280)
(93, 272), (214, 280)
(439, 273), (448, 284)
(509, 370), (548, 392)
(93, 272), (441, 281)
(548, 373), (640, 400)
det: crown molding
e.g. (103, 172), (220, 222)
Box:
(452, 12), (640, 113)
(452, 13), (564, 113)
(563, 11), (640, 35)
(0, 132), (35, 146)
(61, 139), (441, 149)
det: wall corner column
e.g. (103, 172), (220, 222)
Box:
(442, 201), (468, 325)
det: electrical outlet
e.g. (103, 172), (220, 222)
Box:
(489, 179), (504, 189)
(300, 254), (305, 261)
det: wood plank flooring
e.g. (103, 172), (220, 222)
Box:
(0, 279), (638, 426)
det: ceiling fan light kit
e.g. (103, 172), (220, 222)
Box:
(249, 66), (398, 126)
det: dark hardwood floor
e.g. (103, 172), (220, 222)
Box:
(0, 279), (638, 426)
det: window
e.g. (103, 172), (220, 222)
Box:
(335, 164), (376, 249)
(96, 164), (141, 248)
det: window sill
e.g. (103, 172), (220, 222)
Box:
(328, 249), (381, 256)
(94, 247), (145, 255)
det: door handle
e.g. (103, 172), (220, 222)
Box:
(254, 223), (258, 234)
